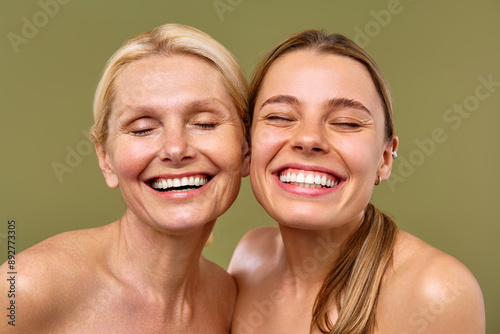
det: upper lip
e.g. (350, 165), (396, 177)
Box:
(272, 163), (344, 181)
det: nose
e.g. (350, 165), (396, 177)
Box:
(158, 127), (196, 164)
(291, 120), (329, 154)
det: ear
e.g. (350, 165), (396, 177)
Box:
(93, 139), (119, 189)
(241, 139), (251, 177)
(378, 135), (399, 181)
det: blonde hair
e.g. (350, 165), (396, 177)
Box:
(249, 30), (397, 334)
(91, 23), (248, 145)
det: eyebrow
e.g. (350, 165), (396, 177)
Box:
(118, 97), (230, 118)
(325, 97), (372, 115)
(260, 95), (302, 109)
(259, 95), (371, 115)
(186, 97), (230, 111)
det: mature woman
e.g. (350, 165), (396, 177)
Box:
(229, 30), (485, 334)
(0, 24), (249, 333)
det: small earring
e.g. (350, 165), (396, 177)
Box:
(392, 151), (398, 159)
(375, 175), (381, 186)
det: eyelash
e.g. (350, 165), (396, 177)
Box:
(265, 115), (360, 129)
(332, 122), (361, 128)
(129, 122), (217, 136)
(195, 123), (217, 129)
(265, 115), (293, 122)
(131, 128), (153, 135)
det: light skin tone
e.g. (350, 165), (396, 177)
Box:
(0, 54), (249, 333)
(229, 50), (485, 333)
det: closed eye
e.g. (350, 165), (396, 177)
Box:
(267, 115), (291, 120)
(332, 122), (361, 128)
(132, 128), (154, 135)
(194, 123), (217, 129)
(264, 115), (295, 124)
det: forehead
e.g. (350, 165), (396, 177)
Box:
(113, 54), (230, 110)
(258, 50), (383, 113)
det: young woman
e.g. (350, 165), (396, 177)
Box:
(0, 24), (249, 333)
(229, 30), (485, 334)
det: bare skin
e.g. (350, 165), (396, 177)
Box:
(0, 53), (248, 333)
(229, 50), (485, 333)
(1, 221), (235, 333)
(229, 226), (485, 333)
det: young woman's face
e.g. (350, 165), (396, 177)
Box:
(96, 54), (249, 232)
(250, 50), (395, 230)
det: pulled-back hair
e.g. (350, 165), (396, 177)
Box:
(248, 30), (398, 334)
(91, 23), (248, 145)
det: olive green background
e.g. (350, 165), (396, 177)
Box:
(1, 0), (498, 331)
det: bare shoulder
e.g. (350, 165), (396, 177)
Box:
(0, 223), (116, 332)
(202, 257), (237, 299)
(228, 225), (281, 281)
(377, 230), (485, 333)
(201, 257), (238, 325)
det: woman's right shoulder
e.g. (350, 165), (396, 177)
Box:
(0, 224), (116, 332)
(228, 225), (281, 282)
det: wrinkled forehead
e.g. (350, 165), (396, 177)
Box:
(111, 54), (232, 113)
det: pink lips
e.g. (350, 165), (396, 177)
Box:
(145, 173), (213, 199)
(273, 164), (343, 196)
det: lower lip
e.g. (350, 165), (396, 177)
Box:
(145, 180), (210, 200)
(273, 174), (341, 197)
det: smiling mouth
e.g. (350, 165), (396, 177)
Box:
(148, 175), (212, 192)
(278, 168), (339, 188)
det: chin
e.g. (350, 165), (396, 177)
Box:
(269, 206), (357, 231)
(145, 211), (215, 233)
(269, 209), (326, 230)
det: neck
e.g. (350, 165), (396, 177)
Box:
(278, 220), (361, 291)
(107, 209), (214, 303)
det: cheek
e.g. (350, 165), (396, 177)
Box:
(250, 126), (286, 168)
(197, 130), (245, 172)
(336, 135), (382, 174)
(110, 139), (157, 179)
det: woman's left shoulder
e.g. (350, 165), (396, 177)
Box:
(377, 230), (485, 333)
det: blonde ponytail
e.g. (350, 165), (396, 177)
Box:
(311, 203), (397, 333)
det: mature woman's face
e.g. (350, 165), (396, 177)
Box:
(97, 54), (249, 231)
(250, 50), (394, 230)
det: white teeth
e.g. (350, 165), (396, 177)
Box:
(151, 176), (208, 191)
(279, 171), (338, 189)
(181, 177), (189, 186)
(296, 173), (305, 183)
